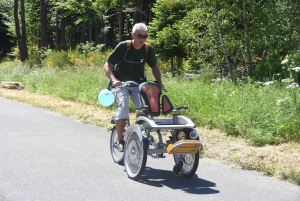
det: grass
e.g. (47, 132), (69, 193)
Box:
(164, 77), (300, 146)
(1, 54), (300, 146)
(280, 168), (300, 185)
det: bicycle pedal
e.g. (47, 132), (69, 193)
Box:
(111, 116), (116, 124)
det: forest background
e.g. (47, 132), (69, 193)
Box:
(0, 0), (300, 184)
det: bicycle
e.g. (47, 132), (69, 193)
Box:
(109, 81), (139, 165)
(109, 81), (203, 180)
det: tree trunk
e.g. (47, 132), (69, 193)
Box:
(56, 10), (62, 47)
(89, 21), (92, 42)
(243, 1), (252, 74)
(14, 0), (28, 61)
(101, 14), (107, 45)
(55, 9), (66, 47)
(214, 8), (232, 77)
(171, 57), (175, 76)
(80, 21), (88, 44)
(95, 20), (100, 44)
(39, 0), (48, 48)
(14, 0), (22, 60)
(118, 4), (124, 41)
(20, 0), (28, 60)
(149, 0), (154, 23)
(61, 10), (66, 46)
(134, 0), (142, 24)
(70, 17), (76, 49)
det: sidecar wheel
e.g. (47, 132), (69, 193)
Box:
(174, 151), (199, 177)
(173, 128), (200, 177)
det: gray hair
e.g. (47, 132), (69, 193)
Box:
(132, 23), (148, 33)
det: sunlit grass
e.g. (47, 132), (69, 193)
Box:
(1, 52), (299, 146)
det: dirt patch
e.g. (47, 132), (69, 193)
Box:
(1, 88), (299, 184)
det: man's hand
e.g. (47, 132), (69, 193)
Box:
(112, 79), (121, 87)
(158, 82), (164, 90)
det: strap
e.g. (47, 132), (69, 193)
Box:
(117, 41), (131, 66)
(126, 40), (131, 50)
(144, 42), (149, 62)
(144, 42), (149, 51)
(123, 41), (148, 64)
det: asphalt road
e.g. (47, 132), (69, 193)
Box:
(0, 97), (299, 201)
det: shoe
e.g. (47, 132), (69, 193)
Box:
(114, 139), (125, 152)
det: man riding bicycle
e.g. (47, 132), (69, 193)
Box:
(103, 23), (164, 151)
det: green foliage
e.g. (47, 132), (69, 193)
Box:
(149, 0), (190, 75)
(78, 42), (106, 55)
(0, 13), (15, 60)
(1, 53), (299, 146)
(165, 77), (300, 146)
(174, 7), (221, 74)
(25, 0), (40, 46)
(24, 46), (51, 67)
(44, 50), (73, 68)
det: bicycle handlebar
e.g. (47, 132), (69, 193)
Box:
(117, 80), (166, 92)
(120, 81), (140, 87)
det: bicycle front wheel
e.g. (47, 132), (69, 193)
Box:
(124, 124), (147, 180)
(110, 126), (124, 164)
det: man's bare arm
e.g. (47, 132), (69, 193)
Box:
(103, 61), (121, 87)
(151, 65), (164, 90)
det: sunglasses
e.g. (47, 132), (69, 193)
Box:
(134, 33), (148, 39)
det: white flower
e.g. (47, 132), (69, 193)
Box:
(281, 59), (289, 65)
(286, 82), (299, 89)
(291, 67), (300, 72)
(276, 97), (288, 106)
(263, 81), (274, 86)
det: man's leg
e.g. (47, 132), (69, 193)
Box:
(130, 86), (146, 117)
(116, 119), (127, 141)
(111, 87), (129, 146)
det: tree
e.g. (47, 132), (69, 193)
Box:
(214, 6), (232, 77)
(56, 8), (66, 49)
(0, 13), (15, 60)
(39, 0), (48, 48)
(149, 0), (190, 75)
(14, 0), (28, 61)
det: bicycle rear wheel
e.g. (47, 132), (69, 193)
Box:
(110, 126), (124, 164)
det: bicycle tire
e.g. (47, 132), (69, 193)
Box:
(124, 124), (147, 180)
(110, 126), (125, 164)
(173, 128), (200, 177)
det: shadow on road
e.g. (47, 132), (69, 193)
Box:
(136, 167), (219, 195)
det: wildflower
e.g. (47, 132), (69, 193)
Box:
(263, 81), (274, 86)
(47, 60), (52, 67)
(281, 59), (289, 65)
(291, 67), (300, 72)
(276, 97), (288, 106)
(281, 78), (293, 83)
(286, 83), (299, 89)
